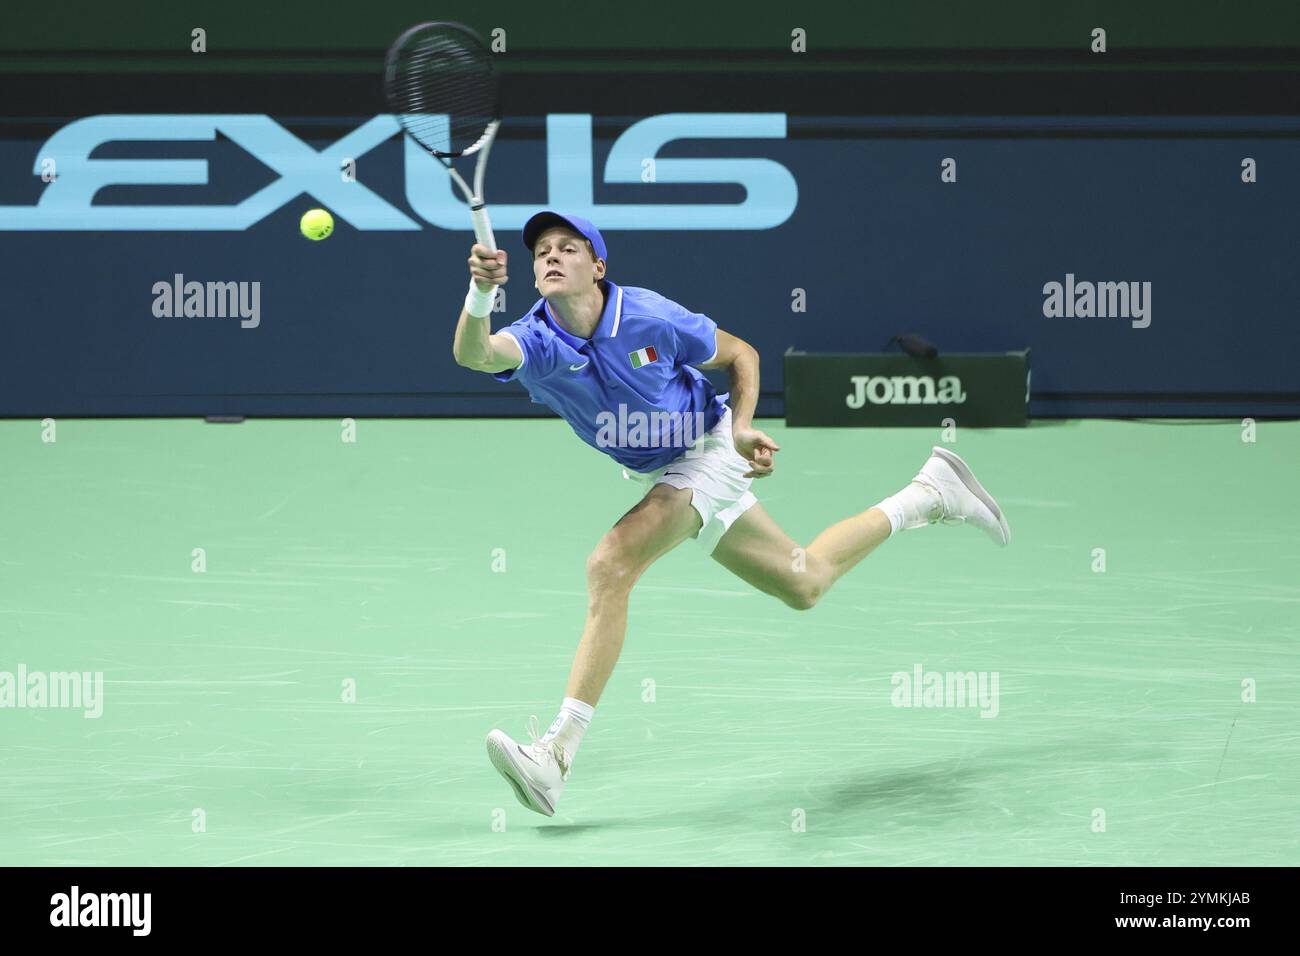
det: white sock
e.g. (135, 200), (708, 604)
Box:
(543, 696), (594, 765)
(874, 480), (943, 536)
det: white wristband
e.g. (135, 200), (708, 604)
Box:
(465, 281), (496, 318)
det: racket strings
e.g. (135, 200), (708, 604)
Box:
(386, 27), (497, 157)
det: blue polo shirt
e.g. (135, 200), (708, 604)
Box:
(491, 280), (728, 473)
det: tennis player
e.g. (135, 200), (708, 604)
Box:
(454, 211), (1011, 816)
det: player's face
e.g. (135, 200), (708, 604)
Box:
(533, 227), (603, 296)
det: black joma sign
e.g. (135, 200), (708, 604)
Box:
(784, 351), (1029, 427)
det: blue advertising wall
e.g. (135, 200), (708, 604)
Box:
(1, 114), (1296, 419)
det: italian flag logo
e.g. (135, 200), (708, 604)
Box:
(628, 345), (658, 369)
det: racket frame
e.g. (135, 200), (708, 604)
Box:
(437, 119), (499, 253)
(385, 21), (501, 252)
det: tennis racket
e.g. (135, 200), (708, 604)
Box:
(383, 21), (501, 253)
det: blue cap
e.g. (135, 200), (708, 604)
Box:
(522, 211), (607, 265)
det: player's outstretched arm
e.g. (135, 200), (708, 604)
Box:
(698, 328), (779, 478)
(453, 243), (522, 373)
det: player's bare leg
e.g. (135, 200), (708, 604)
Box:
(565, 483), (702, 705)
(708, 502), (877, 610)
(486, 482), (700, 815)
(711, 447), (1010, 609)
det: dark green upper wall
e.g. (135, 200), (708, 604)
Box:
(6, 0), (1299, 53)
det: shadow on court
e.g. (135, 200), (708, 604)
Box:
(526, 738), (1171, 834)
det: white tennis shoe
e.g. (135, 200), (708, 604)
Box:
(486, 716), (570, 817)
(913, 446), (1011, 546)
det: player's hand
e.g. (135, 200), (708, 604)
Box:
(733, 426), (780, 478)
(468, 244), (508, 292)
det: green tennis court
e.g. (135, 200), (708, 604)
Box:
(2, 418), (1295, 866)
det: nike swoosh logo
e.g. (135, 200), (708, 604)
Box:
(663, 471), (686, 477)
(516, 745), (539, 765)
(569, 362), (589, 371)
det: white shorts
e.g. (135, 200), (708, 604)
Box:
(619, 406), (758, 555)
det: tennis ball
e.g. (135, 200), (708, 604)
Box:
(300, 208), (334, 241)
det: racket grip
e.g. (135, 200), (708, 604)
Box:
(471, 205), (497, 254)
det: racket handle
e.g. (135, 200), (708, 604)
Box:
(471, 204), (497, 254)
